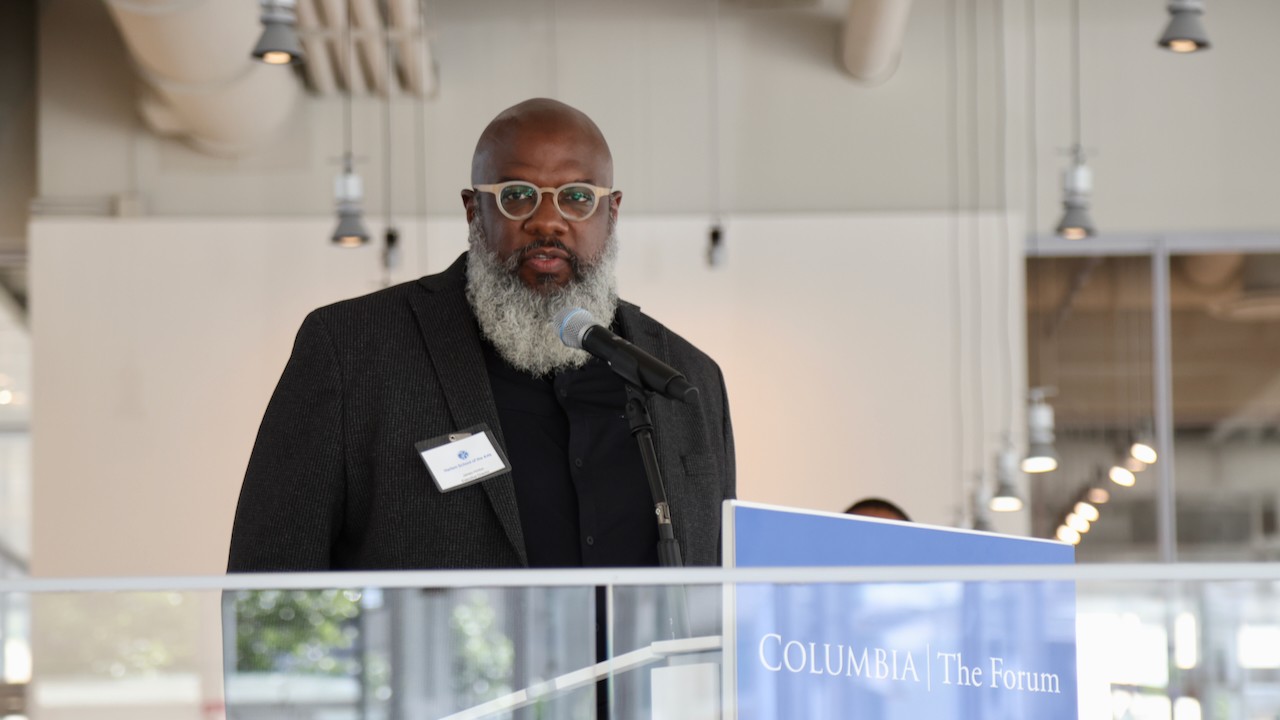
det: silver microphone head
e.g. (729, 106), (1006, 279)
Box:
(552, 307), (596, 350)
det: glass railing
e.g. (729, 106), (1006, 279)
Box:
(2, 564), (1278, 719)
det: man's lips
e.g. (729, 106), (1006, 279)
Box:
(519, 246), (572, 273)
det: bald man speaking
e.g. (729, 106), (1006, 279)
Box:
(228, 99), (735, 571)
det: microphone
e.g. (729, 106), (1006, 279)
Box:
(553, 307), (699, 403)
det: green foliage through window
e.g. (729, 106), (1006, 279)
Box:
(233, 589), (362, 676)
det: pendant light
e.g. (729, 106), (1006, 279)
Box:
(990, 444), (1025, 512)
(252, 0), (305, 66)
(1022, 388), (1059, 473)
(1158, 0), (1211, 53)
(1056, 0), (1096, 239)
(331, 2), (367, 247)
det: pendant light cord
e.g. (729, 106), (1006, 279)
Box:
(1070, 0), (1082, 149)
(708, 0), (721, 225)
(996, 0), (1013, 442)
(383, 13), (392, 229)
(344, 0), (354, 171)
(414, 0), (429, 269)
(1026, 0), (1043, 400)
(968, 0), (986, 485)
(382, 1), (395, 286)
(947, 0), (965, 515)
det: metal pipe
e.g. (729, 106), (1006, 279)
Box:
(841, 0), (915, 84)
(103, 0), (301, 156)
(1152, 239), (1178, 562)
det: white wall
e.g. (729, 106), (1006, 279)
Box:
(30, 211), (1026, 576)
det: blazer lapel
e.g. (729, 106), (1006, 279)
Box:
(615, 303), (706, 558)
(409, 253), (528, 566)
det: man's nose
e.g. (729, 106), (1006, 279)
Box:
(523, 190), (569, 235)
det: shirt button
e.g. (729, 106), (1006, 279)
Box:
(574, 458), (583, 468)
(585, 536), (595, 546)
(559, 388), (568, 398)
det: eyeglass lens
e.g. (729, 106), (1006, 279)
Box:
(498, 184), (599, 221)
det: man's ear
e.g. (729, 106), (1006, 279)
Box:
(461, 189), (477, 223)
(608, 190), (623, 222)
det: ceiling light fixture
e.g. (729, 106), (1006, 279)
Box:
(1074, 500), (1100, 522)
(1158, 0), (1211, 53)
(1086, 485), (1111, 505)
(1065, 512), (1091, 534)
(252, 0), (305, 66)
(1123, 456), (1149, 473)
(332, 163), (369, 247)
(1109, 464), (1137, 487)
(1056, 146), (1095, 239)
(1129, 436), (1158, 465)
(1131, 417), (1162, 461)
(1056, 525), (1082, 545)
(990, 445), (1024, 512)
(1022, 388), (1058, 473)
(1056, 0), (1096, 240)
(331, 3), (366, 248)
(1111, 436), (1141, 485)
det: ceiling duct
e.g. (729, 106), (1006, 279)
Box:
(1179, 253), (1244, 290)
(841, 0), (914, 83)
(1211, 254), (1280, 322)
(104, 0), (301, 156)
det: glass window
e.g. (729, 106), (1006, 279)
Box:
(1026, 256), (1157, 561)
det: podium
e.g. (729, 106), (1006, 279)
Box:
(390, 501), (1078, 719)
(723, 501), (1077, 719)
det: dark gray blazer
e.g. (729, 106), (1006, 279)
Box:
(228, 252), (735, 571)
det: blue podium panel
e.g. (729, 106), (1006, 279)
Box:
(724, 501), (1078, 720)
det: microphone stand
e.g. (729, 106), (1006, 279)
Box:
(624, 385), (683, 567)
(623, 384), (690, 640)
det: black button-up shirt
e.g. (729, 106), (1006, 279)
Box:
(481, 339), (658, 568)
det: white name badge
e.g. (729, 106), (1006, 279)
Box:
(415, 426), (511, 493)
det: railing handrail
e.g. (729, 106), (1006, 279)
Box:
(3, 562), (1280, 594)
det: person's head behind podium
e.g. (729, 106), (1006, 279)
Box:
(845, 497), (911, 522)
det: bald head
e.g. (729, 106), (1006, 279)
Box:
(462, 98), (621, 293)
(471, 98), (613, 186)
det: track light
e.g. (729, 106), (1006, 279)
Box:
(1074, 500), (1100, 522)
(332, 207), (368, 247)
(990, 446), (1024, 512)
(1056, 146), (1095, 240)
(332, 159), (369, 247)
(1086, 485), (1111, 505)
(989, 487), (1022, 512)
(1056, 525), (1081, 545)
(1109, 464), (1136, 487)
(1110, 436), (1142, 486)
(1129, 438), (1157, 465)
(252, 0), (305, 66)
(1022, 388), (1058, 473)
(1158, 0), (1210, 54)
(1124, 456), (1149, 473)
(1065, 512), (1091, 534)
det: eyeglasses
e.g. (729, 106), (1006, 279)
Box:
(473, 181), (613, 222)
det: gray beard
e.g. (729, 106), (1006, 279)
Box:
(465, 215), (620, 377)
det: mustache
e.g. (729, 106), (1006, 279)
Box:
(504, 238), (583, 277)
